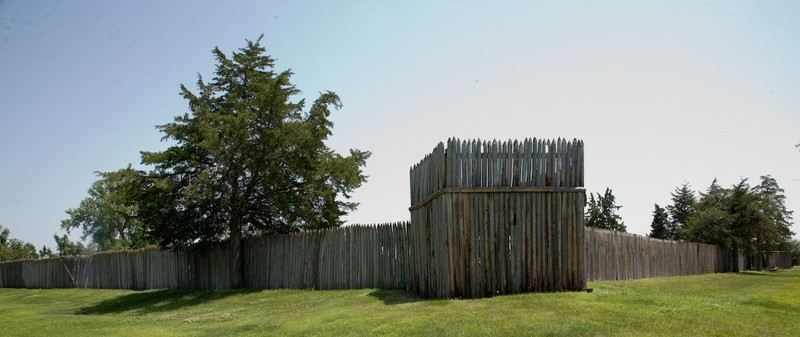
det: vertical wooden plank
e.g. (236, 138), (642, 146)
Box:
(564, 192), (572, 289)
(460, 193), (471, 298)
(471, 192), (481, 298)
(537, 138), (543, 186)
(551, 137), (562, 187)
(556, 191), (564, 290)
(577, 191), (585, 288)
(525, 191), (534, 291)
(513, 192), (523, 293)
(445, 193), (456, 297)
(480, 192), (489, 296)
(498, 192), (508, 294)
(534, 192), (542, 291)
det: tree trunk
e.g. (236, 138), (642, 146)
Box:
(229, 218), (244, 289)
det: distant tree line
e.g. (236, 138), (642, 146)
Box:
(0, 223), (99, 261)
(585, 176), (797, 268)
(648, 177), (795, 268)
(0, 224), (59, 261)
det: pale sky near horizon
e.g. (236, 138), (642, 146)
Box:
(1, 0), (799, 250)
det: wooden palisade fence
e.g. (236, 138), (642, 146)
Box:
(2, 138), (776, 297)
(766, 251), (792, 270)
(0, 223), (411, 291)
(583, 227), (742, 281)
(245, 222), (411, 290)
(1, 222), (766, 291)
(409, 138), (586, 298)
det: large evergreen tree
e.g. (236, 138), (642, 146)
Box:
(684, 179), (733, 248)
(727, 179), (764, 268)
(648, 204), (669, 239)
(585, 188), (626, 232)
(685, 177), (794, 270)
(754, 175), (794, 250)
(137, 36), (370, 288)
(666, 183), (696, 240)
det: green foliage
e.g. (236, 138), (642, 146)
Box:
(727, 180), (765, 258)
(666, 183), (696, 240)
(38, 246), (55, 258)
(648, 204), (669, 239)
(684, 176), (794, 268)
(138, 36), (369, 249)
(130, 36), (369, 287)
(585, 188), (626, 232)
(0, 225), (7, 258)
(683, 179), (732, 247)
(2, 269), (800, 336)
(4, 240), (39, 261)
(754, 175), (794, 249)
(60, 167), (151, 251)
(0, 225), (40, 261)
(53, 234), (93, 257)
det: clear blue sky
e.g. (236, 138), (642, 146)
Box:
(1, 0), (799, 249)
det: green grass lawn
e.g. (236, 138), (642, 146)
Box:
(1, 268), (798, 337)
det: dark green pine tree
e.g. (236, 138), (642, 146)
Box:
(666, 183), (696, 240)
(585, 188), (626, 232)
(754, 175), (794, 249)
(727, 179), (765, 268)
(648, 204), (669, 239)
(137, 36), (370, 288)
(683, 179), (733, 248)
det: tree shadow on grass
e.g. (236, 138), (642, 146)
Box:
(367, 289), (423, 305)
(78, 289), (259, 315)
(743, 297), (800, 314)
(738, 269), (800, 279)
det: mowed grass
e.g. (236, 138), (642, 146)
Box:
(1, 268), (798, 337)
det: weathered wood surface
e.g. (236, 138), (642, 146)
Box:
(0, 224), (759, 292)
(0, 222), (412, 291)
(410, 190), (587, 299)
(409, 138), (586, 298)
(765, 251), (792, 269)
(733, 251), (791, 270)
(0, 248), (197, 290)
(410, 138), (585, 208)
(245, 222), (411, 290)
(583, 227), (741, 281)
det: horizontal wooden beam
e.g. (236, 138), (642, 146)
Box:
(409, 187), (585, 211)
